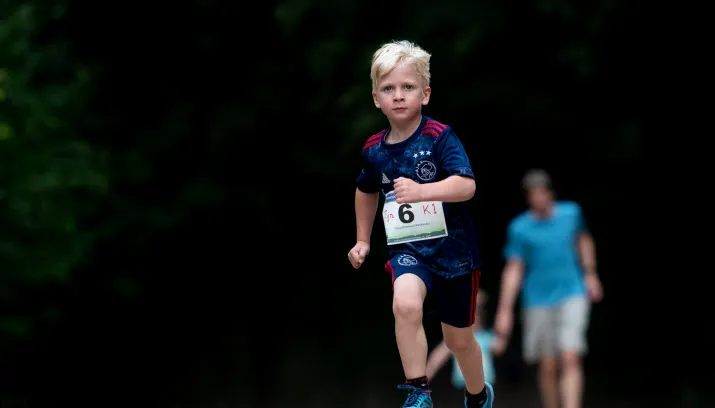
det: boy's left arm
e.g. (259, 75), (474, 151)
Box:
(393, 175), (474, 204)
(395, 128), (476, 204)
(421, 175), (475, 203)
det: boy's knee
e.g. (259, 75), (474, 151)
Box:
(392, 295), (423, 322)
(443, 327), (477, 354)
(392, 273), (427, 322)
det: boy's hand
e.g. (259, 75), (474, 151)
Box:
(394, 177), (424, 204)
(348, 241), (370, 269)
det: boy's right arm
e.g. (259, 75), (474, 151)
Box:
(348, 188), (379, 269)
(355, 188), (379, 243)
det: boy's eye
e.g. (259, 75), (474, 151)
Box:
(405, 84), (414, 89)
(383, 86), (392, 91)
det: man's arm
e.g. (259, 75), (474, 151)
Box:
(578, 232), (597, 277)
(497, 222), (526, 316)
(578, 230), (604, 302)
(493, 258), (524, 344)
(573, 203), (597, 276)
(355, 188), (379, 243)
(420, 175), (475, 203)
(497, 259), (525, 314)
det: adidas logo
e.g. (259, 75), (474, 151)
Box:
(382, 173), (390, 184)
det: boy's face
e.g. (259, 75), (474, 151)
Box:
(372, 62), (430, 125)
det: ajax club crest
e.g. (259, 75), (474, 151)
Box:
(397, 254), (418, 266)
(415, 160), (437, 181)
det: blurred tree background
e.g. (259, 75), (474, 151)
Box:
(0, 0), (699, 407)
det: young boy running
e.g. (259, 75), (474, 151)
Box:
(347, 40), (495, 408)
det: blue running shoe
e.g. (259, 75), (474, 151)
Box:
(397, 384), (433, 408)
(465, 382), (494, 408)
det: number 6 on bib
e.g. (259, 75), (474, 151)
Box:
(382, 190), (448, 245)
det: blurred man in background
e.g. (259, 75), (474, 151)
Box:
(492, 169), (603, 408)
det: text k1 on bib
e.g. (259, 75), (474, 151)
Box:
(382, 191), (448, 245)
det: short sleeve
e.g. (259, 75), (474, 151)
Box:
(434, 128), (474, 179)
(573, 203), (587, 233)
(503, 222), (524, 261)
(355, 153), (380, 193)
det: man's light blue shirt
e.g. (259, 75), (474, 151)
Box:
(503, 201), (587, 308)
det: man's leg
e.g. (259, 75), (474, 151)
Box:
(436, 270), (493, 408)
(558, 296), (591, 408)
(386, 257), (433, 407)
(523, 306), (559, 408)
(538, 357), (560, 408)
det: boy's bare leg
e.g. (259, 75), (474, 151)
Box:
(560, 351), (584, 408)
(442, 324), (485, 392)
(392, 273), (428, 379)
(538, 357), (560, 408)
(443, 323), (493, 407)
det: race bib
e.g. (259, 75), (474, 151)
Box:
(382, 191), (448, 245)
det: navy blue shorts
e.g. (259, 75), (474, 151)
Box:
(385, 253), (481, 328)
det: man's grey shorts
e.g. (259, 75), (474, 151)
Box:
(521, 295), (590, 363)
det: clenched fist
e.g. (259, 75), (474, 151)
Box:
(348, 240), (370, 269)
(394, 177), (424, 204)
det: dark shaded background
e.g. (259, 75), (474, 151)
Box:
(0, 0), (701, 407)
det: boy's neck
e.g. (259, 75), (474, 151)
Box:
(387, 115), (422, 143)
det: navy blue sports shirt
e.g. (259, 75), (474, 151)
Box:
(356, 116), (482, 278)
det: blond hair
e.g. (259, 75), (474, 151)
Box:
(370, 40), (431, 91)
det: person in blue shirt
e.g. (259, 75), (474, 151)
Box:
(426, 290), (499, 390)
(347, 40), (494, 408)
(493, 169), (604, 408)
